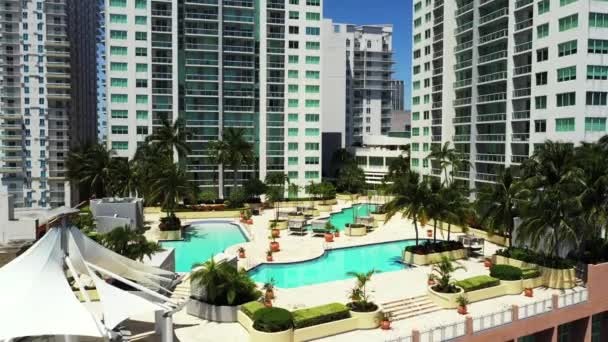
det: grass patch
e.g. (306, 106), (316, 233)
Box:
(241, 301), (266, 319)
(490, 264), (523, 281)
(522, 268), (541, 279)
(292, 303), (351, 329)
(455, 275), (500, 292)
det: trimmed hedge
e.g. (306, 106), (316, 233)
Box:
(241, 301), (265, 319)
(405, 240), (464, 255)
(253, 307), (293, 333)
(522, 268), (541, 279)
(455, 275), (500, 292)
(495, 247), (574, 269)
(292, 303), (351, 329)
(490, 264), (523, 281)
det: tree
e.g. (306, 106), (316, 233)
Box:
(265, 172), (289, 221)
(100, 226), (162, 261)
(145, 118), (191, 161)
(426, 142), (470, 185)
(441, 183), (471, 241)
(190, 258), (259, 306)
(337, 163), (366, 194)
(576, 142), (608, 242)
(385, 154), (410, 183)
(243, 178), (267, 202)
(426, 177), (444, 243)
(346, 269), (378, 311)
(208, 127), (255, 191)
(148, 161), (197, 217)
(330, 148), (355, 178)
(67, 144), (116, 198)
(475, 167), (521, 247)
(431, 256), (466, 293)
(108, 157), (139, 198)
(385, 171), (432, 245)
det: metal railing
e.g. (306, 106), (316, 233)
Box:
(454, 79), (472, 88)
(478, 71), (507, 83)
(479, 29), (508, 45)
(476, 153), (506, 162)
(453, 97), (472, 106)
(455, 2), (474, 16)
(479, 8), (508, 25)
(478, 92), (506, 103)
(515, 18), (533, 31)
(479, 50), (507, 64)
(512, 110), (530, 120)
(558, 289), (588, 308)
(513, 88), (531, 98)
(477, 112), (507, 122)
(420, 320), (466, 342)
(519, 298), (552, 319)
(477, 133), (506, 141)
(455, 21), (474, 34)
(514, 41), (532, 53)
(513, 65), (532, 75)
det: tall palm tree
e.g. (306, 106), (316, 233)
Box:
(441, 183), (470, 241)
(145, 118), (191, 160)
(475, 167), (521, 247)
(337, 163), (366, 194)
(426, 142), (470, 185)
(426, 177), (444, 243)
(385, 154), (410, 182)
(576, 142), (608, 241)
(148, 161), (197, 217)
(385, 171), (431, 245)
(100, 226), (162, 261)
(266, 172), (290, 221)
(67, 144), (115, 198)
(108, 157), (139, 197)
(207, 127), (255, 191)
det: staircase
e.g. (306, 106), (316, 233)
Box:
(381, 295), (441, 321)
(171, 278), (191, 302)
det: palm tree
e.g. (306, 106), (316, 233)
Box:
(475, 167), (521, 247)
(148, 161), (197, 217)
(100, 226), (162, 261)
(67, 143), (115, 198)
(108, 158), (139, 197)
(441, 183), (471, 241)
(576, 142), (608, 241)
(385, 154), (410, 183)
(337, 163), (366, 194)
(190, 258), (258, 305)
(145, 118), (191, 160)
(426, 178), (444, 243)
(345, 269), (377, 309)
(190, 258), (224, 303)
(385, 171), (431, 245)
(208, 127), (255, 192)
(431, 256), (466, 293)
(426, 142), (470, 185)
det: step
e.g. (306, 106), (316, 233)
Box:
(382, 294), (428, 306)
(392, 306), (442, 321)
(388, 303), (438, 316)
(382, 297), (431, 310)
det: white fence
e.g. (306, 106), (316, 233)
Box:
(519, 298), (552, 319)
(419, 320), (466, 342)
(472, 308), (512, 332)
(385, 335), (412, 342)
(558, 289), (589, 308)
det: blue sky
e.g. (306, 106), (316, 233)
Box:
(324, 0), (412, 109)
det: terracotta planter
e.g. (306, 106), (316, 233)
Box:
(457, 306), (468, 315)
(427, 229), (433, 238)
(524, 288), (533, 297)
(427, 279), (436, 286)
(266, 255), (273, 262)
(324, 233), (334, 243)
(270, 241), (280, 252)
(246, 219), (253, 224)
(265, 290), (275, 300)
(334, 231), (340, 238)
(484, 259), (492, 268)
(264, 300), (273, 308)
(271, 229), (280, 238)
(381, 320), (391, 330)
(238, 252), (246, 259)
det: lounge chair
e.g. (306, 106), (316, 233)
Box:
(288, 218), (308, 236)
(310, 219), (328, 237)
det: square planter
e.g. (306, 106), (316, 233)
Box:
(403, 249), (467, 266)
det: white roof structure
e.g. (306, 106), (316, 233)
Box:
(0, 224), (180, 340)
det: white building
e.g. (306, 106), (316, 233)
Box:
(0, 0), (98, 208)
(410, 0), (608, 188)
(104, 0), (323, 196)
(353, 134), (410, 185)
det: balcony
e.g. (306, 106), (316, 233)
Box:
(478, 29), (508, 45)
(477, 92), (506, 103)
(224, 0), (254, 7)
(454, 40), (473, 52)
(453, 98), (472, 107)
(455, 21), (473, 35)
(453, 116), (471, 124)
(512, 88), (531, 98)
(455, 2), (474, 16)
(431, 135), (442, 142)
(476, 172), (498, 182)
(479, 8), (508, 25)
(512, 110), (530, 120)
(454, 59), (472, 70)
(511, 155), (528, 163)
(477, 133), (506, 142)
(515, 0), (533, 9)
(453, 135), (471, 142)
(476, 153), (505, 163)
(514, 41), (532, 54)
(431, 118), (442, 125)
(478, 71), (507, 84)
(454, 79), (472, 89)
(512, 133), (530, 142)
(432, 102), (443, 109)
(515, 18), (533, 31)
(477, 112), (506, 122)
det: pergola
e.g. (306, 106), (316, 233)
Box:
(0, 212), (183, 342)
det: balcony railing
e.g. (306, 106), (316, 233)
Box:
(454, 79), (472, 88)
(515, 0), (533, 9)
(453, 135), (471, 142)
(454, 59), (472, 70)
(453, 116), (471, 124)
(479, 29), (508, 45)
(511, 155), (529, 163)
(512, 88), (531, 98)
(515, 18), (533, 31)
(479, 8), (508, 25)
(478, 71), (507, 83)
(455, 2), (474, 16)
(476, 173), (498, 182)
(455, 21), (474, 34)
(454, 40), (473, 52)
(477, 133), (506, 141)
(476, 153), (505, 162)
(514, 41), (532, 53)
(453, 98), (472, 106)
(477, 112), (506, 122)
(512, 110), (530, 120)
(512, 133), (530, 142)
(513, 64), (532, 75)
(478, 92), (506, 103)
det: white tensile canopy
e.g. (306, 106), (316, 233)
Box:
(0, 224), (180, 341)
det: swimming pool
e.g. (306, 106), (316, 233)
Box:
(248, 239), (417, 288)
(160, 221), (248, 272)
(326, 203), (378, 231)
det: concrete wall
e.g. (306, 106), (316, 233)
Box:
(90, 198), (143, 229)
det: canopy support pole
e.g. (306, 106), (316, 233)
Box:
(155, 311), (173, 342)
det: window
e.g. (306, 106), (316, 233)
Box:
(305, 128), (319, 136)
(136, 110), (148, 119)
(136, 126), (148, 135)
(288, 55), (299, 64)
(412, 127), (420, 136)
(110, 14), (127, 24)
(135, 16), (147, 25)
(110, 62), (127, 71)
(110, 46), (127, 56)
(288, 99), (299, 107)
(411, 158), (419, 167)
(305, 99), (320, 108)
(412, 143), (420, 152)
(305, 143), (319, 150)
(306, 70), (320, 79)
(288, 70), (298, 78)
(413, 65), (420, 74)
(111, 110), (128, 119)
(305, 171), (319, 180)
(555, 118), (575, 132)
(412, 97), (420, 105)
(558, 40), (577, 56)
(414, 33), (421, 44)
(306, 0), (320, 6)
(536, 72), (547, 85)
(590, 13), (608, 28)
(305, 27), (320, 36)
(136, 79), (148, 88)
(288, 84), (298, 93)
(111, 125), (128, 134)
(288, 142), (298, 151)
(305, 114), (319, 122)
(288, 157), (298, 165)
(109, 0), (126, 8)
(306, 12), (320, 21)
(306, 41), (320, 50)
(136, 95), (148, 104)
(289, 26), (299, 34)
(588, 39), (608, 54)
(560, 0), (577, 6)
(288, 171), (298, 179)
(289, 11), (299, 19)
(288, 128), (298, 136)
(135, 32), (147, 41)
(290, 0), (299, 4)
(110, 30), (127, 40)
(289, 41), (299, 49)
(305, 157), (319, 165)
(423, 143), (429, 152)
(414, 18), (422, 28)
(413, 81), (420, 90)
(537, 23), (549, 38)
(587, 65), (608, 80)
(559, 14), (578, 31)
(557, 92), (576, 107)
(135, 47), (147, 56)
(111, 94), (128, 103)
(288, 113), (298, 122)
(537, 48), (548, 62)
(538, 0), (550, 14)
(135, 0), (147, 9)
(425, 13), (431, 22)
(412, 112), (420, 120)
(111, 141), (128, 150)
(305, 85), (319, 93)
(305, 56), (320, 64)
(585, 117), (606, 132)
(111, 78), (127, 87)
(136, 63), (148, 72)
(535, 96), (547, 109)
(586, 92), (607, 105)
(414, 1), (422, 12)
(557, 66), (576, 82)
(535, 120), (547, 132)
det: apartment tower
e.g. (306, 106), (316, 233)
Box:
(104, 0), (323, 196)
(411, 0), (608, 188)
(0, 0), (98, 208)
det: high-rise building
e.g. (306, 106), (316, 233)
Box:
(0, 0), (98, 208)
(390, 79), (405, 111)
(410, 0), (608, 188)
(104, 0), (323, 197)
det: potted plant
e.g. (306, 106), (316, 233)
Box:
(484, 257), (492, 268)
(324, 221), (335, 242)
(333, 226), (340, 238)
(263, 278), (276, 300)
(266, 250), (273, 262)
(524, 287), (533, 297)
(427, 274), (436, 286)
(381, 311), (392, 330)
(264, 298), (273, 308)
(456, 295), (469, 315)
(426, 229), (433, 238)
(270, 221), (280, 238)
(269, 235), (280, 252)
(238, 247), (246, 259)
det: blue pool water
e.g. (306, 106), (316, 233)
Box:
(325, 203), (378, 231)
(249, 239), (417, 288)
(160, 222), (248, 272)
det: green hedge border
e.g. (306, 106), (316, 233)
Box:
(292, 303), (351, 329)
(455, 275), (500, 292)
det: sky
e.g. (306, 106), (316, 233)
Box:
(324, 0), (412, 109)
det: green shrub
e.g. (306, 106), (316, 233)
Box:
(227, 188), (247, 209)
(292, 303), (351, 329)
(490, 264), (523, 281)
(252, 307), (293, 333)
(455, 275), (500, 292)
(495, 247), (574, 269)
(522, 268), (541, 279)
(241, 301), (265, 319)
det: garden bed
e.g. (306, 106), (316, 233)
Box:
(427, 285), (464, 309)
(403, 247), (467, 265)
(344, 224), (367, 237)
(493, 255), (576, 289)
(186, 299), (240, 322)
